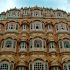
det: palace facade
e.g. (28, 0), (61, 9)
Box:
(0, 6), (70, 70)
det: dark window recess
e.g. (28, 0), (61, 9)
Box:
(36, 26), (39, 29)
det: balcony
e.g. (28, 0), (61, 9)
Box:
(49, 48), (57, 53)
(29, 47), (47, 52)
(0, 47), (16, 52)
(5, 29), (18, 33)
(30, 29), (45, 33)
(60, 48), (70, 53)
(19, 48), (27, 53)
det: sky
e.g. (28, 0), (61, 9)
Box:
(0, 0), (70, 13)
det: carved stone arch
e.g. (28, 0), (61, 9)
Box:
(33, 58), (45, 62)
(21, 20), (29, 26)
(5, 21), (19, 30)
(30, 20), (44, 24)
(5, 37), (13, 40)
(50, 60), (61, 66)
(5, 21), (19, 26)
(3, 34), (18, 40)
(32, 36), (44, 40)
(0, 55), (15, 63)
(18, 60), (28, 66)
(62, 56), (70, 63)
(45, 21), (54, 26)
(62, 38), (70, 41)
(55, 21), (68, 26)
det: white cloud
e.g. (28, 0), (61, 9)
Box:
(0, 0), (16, 13)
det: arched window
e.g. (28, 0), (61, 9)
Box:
(34, 60), (44, 70)
(17, 66), (27, 70)
(20, 41), (26, 48)
(30, 21), (44, 31)
(32, 10), (42, 17)
(0, 61), (14, 70)
(50, 66), (60, 70)
(6, 22), (18, 32)
(30, 38), (46, 49)
(63, 39), (70, 48)
(63, 62), (70, 70)
(49, 41), (55, 48)
(55, 23), (68, 32)
(59, 39), (70, 48)
(47, 24), (53, 32)
(29, 60), (48, 70)
(3, 38), (16, 48)
(34, 39), (42, 48)
(22, 24), (27, 31)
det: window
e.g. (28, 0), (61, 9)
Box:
(29, 60), (48, 70)
(17, 66), (26, 70)
(63, 62), (70, 70)
(51, 66), (60, 70)
(4, 38), (16, 48)
(56, 23), (68, 32)
(7, 22), (18, 31)
(32, 11), (42, 17)
(49, 42), (55, 48)
(0, 61), (14, 70)
(34, 61), (44, 70)
(20, 41), (26, 48)
(64, 40), (70, 48)
(34, 39), (42, 48)
(47, 25), (52, 30)
(22, 24), (26, 31)
(30, 38), (45, 49)
(30, 21), (44, 31)
(29, 64), (32, 70)
(5, 40), (12, 48)
(0, 63), (8, 70)
(59, 39), (70, 48)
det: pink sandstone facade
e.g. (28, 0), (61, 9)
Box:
(0, 6), (70, 70)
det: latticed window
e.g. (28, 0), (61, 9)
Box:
(0, 61), (14, 70)
(6, 40), (12, 48)
(63, 62), (70, 70)
(59, 39), (70, 48)
(64, 40), (70, 48)
(29, 60), (48, 70)
(0, 63), (8, 70)
(4, 38), (16, 48)
(34, 39), (42, 48)
(49, 42), (55, 48)
(51, 66), (60, 70)
(22, 24), (26, 31)
(34, 61), (44, 70)
(17, 66), (26, 70)
(30, 21), (44, 31)
(47, 24), (53, 31)
(20, 41), (26, 48)
(30, 64), (32, 70)
(6, 22), (18, 31)
(56, 23), (68, 32)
